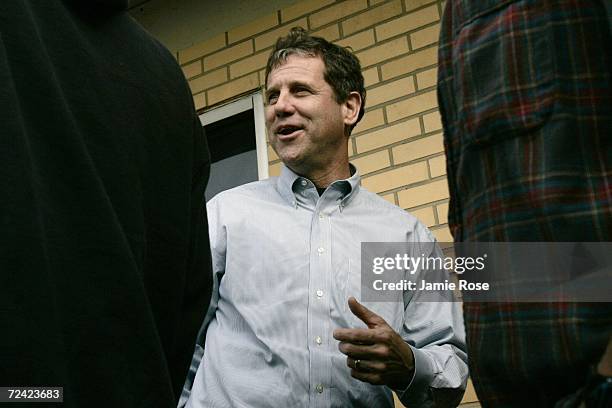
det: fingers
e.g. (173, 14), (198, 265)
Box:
(338, 340), (392, 360)
(347, 357), (386, 384)
(347, 297), (386, 328)
(347, 359), (385, 386)
(332, 328), (377, 344)
(333, 326), (394, 346)
(347, 357), (388, 373)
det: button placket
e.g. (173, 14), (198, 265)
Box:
(308, 192), (336, 407)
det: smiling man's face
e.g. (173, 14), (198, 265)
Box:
(265, 54), (352, 178)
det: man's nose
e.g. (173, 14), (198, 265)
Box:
(274, 91), (295, 117)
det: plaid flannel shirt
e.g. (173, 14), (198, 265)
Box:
(437, 0), (612, 405)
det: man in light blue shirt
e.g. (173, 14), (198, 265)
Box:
(182, 27), (468, 407)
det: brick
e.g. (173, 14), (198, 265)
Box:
(392, 392), (403, 407)
(254, 18), (308, 51)
(182, 60), (202, 79)
(281, 0), (335, 23)
(397, 178), (449, 208)
(428, 153), (446, 177)
(463, 379), (479, 403)
(380, 46), (438, 80)
(258, 69), (267, 86)
(228, 13), (278, 44)
(350, 139), (357, 156)
(409, 206), (436, 227)
(335, 29), (375, 52)
(310, 0), (368, 29)
(422, 110), (442, 132)
(410, 23), (440, 49)
(350, 139), (358, 158)
(207, 73), (260, 106)
(230, 50), (269, 79)
(367, 76), (415, 107)
(431, 225), (453, 242)
(416, 66), (437, 90)
(351, 149), (391, 175)
(405, 0), (437, 12)
(179, 33), (226, 64)
(356, 118), (421, 153)
(342, 0), (402, 36)
(188, 68), (228, 94)
(376, 5), (439, 41)
(380, 192), (397, 205)
(268, 144), (279, 161)
(353, 108), (385, 134)
(362, 67), (379, 87)
(392, 133), (443, 164)
(311, 24), (341, 42)
(362, 162), (428, 193)
(386, 90), (438, 122)
(204, 41), (253, 71)
(345, 144), (352, 158)
(193, 92), (206, 111)
(436, 201), (449, 225)
(356, 37), (409, 68)
(269, 161), (282, 177)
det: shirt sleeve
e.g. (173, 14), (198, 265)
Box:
(178, 197), (227, 408)
(395, 237), (469, 407)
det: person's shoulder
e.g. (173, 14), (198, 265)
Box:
(356, 186), (436, 241)
(356, 187), (412, 217)
(127, 19), (178, 65)
(207, 178), (278, 207)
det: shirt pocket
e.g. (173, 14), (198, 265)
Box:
(450, 0), (555, 147)
(333, 257), (404, 331)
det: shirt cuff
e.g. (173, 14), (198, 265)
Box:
(394, 345), (434, 406)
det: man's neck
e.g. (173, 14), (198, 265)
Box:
(291, 160), (351, 189)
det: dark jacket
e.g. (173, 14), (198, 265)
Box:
(0, 1), (212, 406)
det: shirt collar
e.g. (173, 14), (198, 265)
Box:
(277, 163), (361, 209)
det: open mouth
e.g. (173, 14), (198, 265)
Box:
(276, 125), (303, 138)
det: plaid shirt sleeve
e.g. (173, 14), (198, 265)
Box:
(437, 0), (612, 405)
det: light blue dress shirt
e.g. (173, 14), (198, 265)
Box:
(181, 165), (468, 408)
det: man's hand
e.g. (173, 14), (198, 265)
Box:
(333, 297), (415, 391)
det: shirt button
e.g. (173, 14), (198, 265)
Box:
(315, 384), (324, 393)
(319, 213), (325, 219)
(315, 336), (322, 345)
(316, 290), (324, 298)
(317, 247), (325, 254)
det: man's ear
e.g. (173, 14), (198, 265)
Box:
(342, 91), (362, 128)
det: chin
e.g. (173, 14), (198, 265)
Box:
(278, 150), (302, 166)
(280, 157), (300, 168)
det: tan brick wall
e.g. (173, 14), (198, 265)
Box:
(177, 1), (479, 404)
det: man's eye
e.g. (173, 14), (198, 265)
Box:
(267, 94), (278, 104)
(295, 88), (310, 96)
